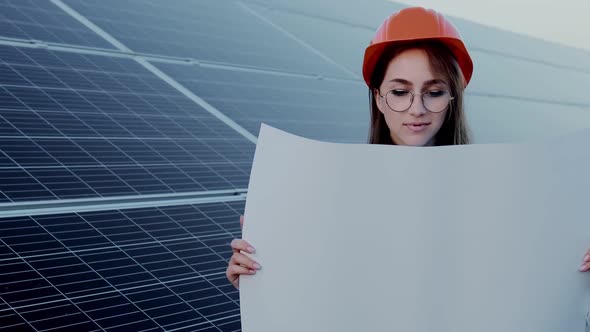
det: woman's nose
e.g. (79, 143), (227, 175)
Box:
(407, 94), (427, 116)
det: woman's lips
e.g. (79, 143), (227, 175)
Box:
(404, 122), (431, 133)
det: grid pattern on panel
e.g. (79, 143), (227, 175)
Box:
(156, 62), (369, 143)
(0, 200), (244, 332)
(0, 0), (114, 49)
(61, 0), (349, 77)
(0, 45), (255, 203)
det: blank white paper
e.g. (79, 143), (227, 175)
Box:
(240, 124), (590, 332)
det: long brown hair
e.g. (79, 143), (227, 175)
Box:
(367, 41), (471, 145)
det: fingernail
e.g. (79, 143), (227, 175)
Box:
(253, 263), (261, 270)
(247, 246), (255, 253)
(250, 270), (256, 274)
(584, 255), (590, 262)
(579, 264), (588, 272)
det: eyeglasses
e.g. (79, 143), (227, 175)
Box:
(376, 89), (454, 113)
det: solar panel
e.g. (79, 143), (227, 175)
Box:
(153, 62), (369, 143)
(61, 0), (355, 78)
(453, 19), (590, 73)
(0, 45), (255, 202)
(240, 3), (374, 75)
(0, 0), (114, 49)
(468, 50), (590, 107)
(0, 200), (244, 332)
(466, 94), (590, 143)
(238, 0), (403, 31)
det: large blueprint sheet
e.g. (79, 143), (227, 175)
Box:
(241, 124), (590, 332)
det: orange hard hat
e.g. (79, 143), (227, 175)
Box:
(362, 7), (473, 88)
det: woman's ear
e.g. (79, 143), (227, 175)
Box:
(373, 89), (385, 115)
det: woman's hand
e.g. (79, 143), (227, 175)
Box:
(580, 248), (590, 272)
(226, 215), (261, 289)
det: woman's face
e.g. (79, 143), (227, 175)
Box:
(374, 48), (450, 146)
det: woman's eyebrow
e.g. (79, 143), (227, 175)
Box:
(423, 79), (448, 86)
(386, 78), (448, 86)
(387, 78), (412, 85)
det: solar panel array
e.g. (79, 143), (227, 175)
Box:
(0, 45), (255, 204)
(1, 201), (245, 331)
(60, 0), (353, 77)
(1, 0), (589, 331)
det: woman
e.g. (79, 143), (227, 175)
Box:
(226, 7), (590, 289)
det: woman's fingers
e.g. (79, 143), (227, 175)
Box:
(580, 250), (590, 272)
(231, 252), (261, 271)
(228, 264), (256, 277)
(227, 216), (257, 288)
(226, 263), (256, 289)
(231, 238), (255, 254)
(226, 250), (260, 289)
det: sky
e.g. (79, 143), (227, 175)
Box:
(392, 0), (590, 52)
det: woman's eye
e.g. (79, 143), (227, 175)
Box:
(427, 90), (446, 97)
(391, 90), (409, 96)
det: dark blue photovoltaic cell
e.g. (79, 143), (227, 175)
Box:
(155, 61), (369, 143)
(0, 45), (255, 202)
(62, 0), (352, 78)
(0, 200), (244, 332)
(0, 0), (114, 49)
(0, 307), (36, 332)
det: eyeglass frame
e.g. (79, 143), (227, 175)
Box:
(375, 88), (455, 113)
